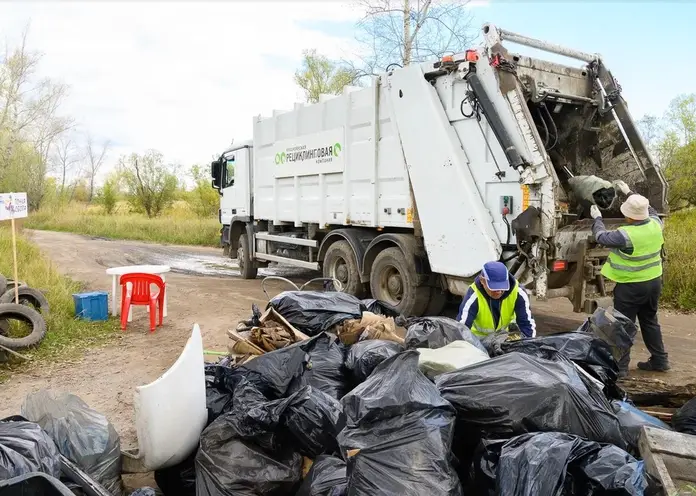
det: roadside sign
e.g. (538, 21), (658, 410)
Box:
(0, 192), (28, 304)
(0, 192), (28, 220)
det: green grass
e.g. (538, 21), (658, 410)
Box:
(24, 201), (220, 247)
(0, 227), (119, 379)
(662, 209), (696, 310)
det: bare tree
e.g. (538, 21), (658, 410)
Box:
(84, 133), (111, 202)
(351, 0), (476, 78)
(53, 136), (81, 196)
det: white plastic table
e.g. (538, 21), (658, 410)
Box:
(106, 265), (171, 322)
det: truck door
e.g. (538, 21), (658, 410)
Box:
(219, 147), (252, 225)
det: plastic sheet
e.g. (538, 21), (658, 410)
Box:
(502, 332), (619, 388)
(472, 432), (647, 496)
(436, 352), (627, 449)
(0, 417), (61, 480)
(672, 396), (696, 435)
(339, 352), (462, 495)
(295, 455), (347, 496)
(344, 340), (404, 383)
(360, 299), (399, 318)
(417, 340), (490, 379)
(578, 307), (637, 364)
(612, 400), (672, 455)
(268, 291), (365, 335)
(401, 316), (486, 353)
(20, 390), (123, 495)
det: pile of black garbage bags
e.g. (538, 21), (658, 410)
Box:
(157, 293), (673, 496)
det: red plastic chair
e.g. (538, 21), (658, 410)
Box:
(119, 273), (166, 332)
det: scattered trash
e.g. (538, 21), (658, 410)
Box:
(672, 396), (696, 435)
(436, 352), (628, 450)
(295, 455), (347, 496)
(268, 291), (364, 336)
(472, 432), (647, 495)
(344, 340), (404, 383)
(229, 307), (310, 356)
(0, 416), (61, 480)
(21, 390), (124, 496)
(417, 340), (490, 379)
(339, 352), (463, 495)
(360, 299), (399, 317)
(612, 400), (672, 455)
(336, 312), (405, 346)
(401, 316), (486, 353)
(578, 306), (637, 366)
(501, 332), (620, 392)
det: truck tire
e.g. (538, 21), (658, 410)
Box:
(237, 233), (258, 280)
(424, 287), (448, 316)
(0, 287), (50, 315)
(0, 303), (47, 350)
(369, 247), (430, 317)
(323, 240), (365, 297)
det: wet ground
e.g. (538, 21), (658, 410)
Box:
(1, 230), (695, 451)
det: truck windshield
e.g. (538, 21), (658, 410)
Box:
(225, 158), (235, 188)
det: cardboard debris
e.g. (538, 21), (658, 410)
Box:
(228, 307), (310, 355)
(337, 311), (406, 346)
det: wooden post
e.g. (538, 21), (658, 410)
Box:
(10, 216), (19, 304)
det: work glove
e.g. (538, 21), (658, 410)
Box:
(612, 180), (631, 195)
(590, 205), (602, 219)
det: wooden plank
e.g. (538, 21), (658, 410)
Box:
(620, 378), (696, 408)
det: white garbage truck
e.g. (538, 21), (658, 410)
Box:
(211, 23), (668, 317)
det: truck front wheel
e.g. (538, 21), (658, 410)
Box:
(237, 233), (258, 279)
(369, 247), (430, 316)
(323, 240), (365, 297)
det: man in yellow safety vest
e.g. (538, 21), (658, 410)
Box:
(590, 180), (669, 376)
(456, 261), (536, 339)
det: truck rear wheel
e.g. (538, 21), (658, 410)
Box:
(323, 240), (364, 297)
(369, 247), (430, 317)
(237, 234), (258, 279)
(424, 287), (448, 316)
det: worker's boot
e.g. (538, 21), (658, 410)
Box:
(637, 358), (671, 372)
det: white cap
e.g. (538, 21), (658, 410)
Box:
(620, 194), (650, 221)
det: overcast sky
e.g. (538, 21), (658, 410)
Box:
(0, 1), (691, 183)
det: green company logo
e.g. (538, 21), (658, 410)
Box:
(275, 151), (286, 165)
(333, 142), (342, 157)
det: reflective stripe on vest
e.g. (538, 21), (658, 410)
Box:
(600, 218), (664, 284)
(470, 281), (518, 337)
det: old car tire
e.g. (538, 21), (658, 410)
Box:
(0, 303), (47, 350)
(369, 247), (430, 317)
(323, 240), (365, 297)
(0, 287), (50, 315)
(238, 234), (258, 280)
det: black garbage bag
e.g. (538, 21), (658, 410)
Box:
(339, 351), (463, 495)
(20, 390), (124, 496)
(578, 306), (637, 365)
(611, 400), (671, 455)
(472, 432), (647, 496)
(282, 386), (346, 458)
(401, 316), (486, 353)
(502, 332), (619, 388)
(360, 299), (399, 317)
(295, 455), (347, 496)
(672, 396), (696, 435)
(268, 291), (365, 335)
(0, 417), (61, 480)
(436, 352), (627, 450)
(154, 448), (196, 496)
(344, 340), (404, 383)
(298, 333), (348, 400)
(195, 404), (302, 496)
(205, 364), (235, 425)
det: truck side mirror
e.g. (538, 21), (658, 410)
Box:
(211, 159), (223, 191)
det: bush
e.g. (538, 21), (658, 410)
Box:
(662, 209), (696, 309)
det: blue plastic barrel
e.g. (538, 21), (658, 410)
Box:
(72, 291), (109, 321)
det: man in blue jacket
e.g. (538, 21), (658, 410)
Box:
(456, 261), (537, 338)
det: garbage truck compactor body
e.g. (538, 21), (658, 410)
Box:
(211, 23), (668, 317)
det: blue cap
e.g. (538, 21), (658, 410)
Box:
(481, 261), (510, 291)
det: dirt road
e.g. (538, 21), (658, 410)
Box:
(1, 230), (695, 449)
